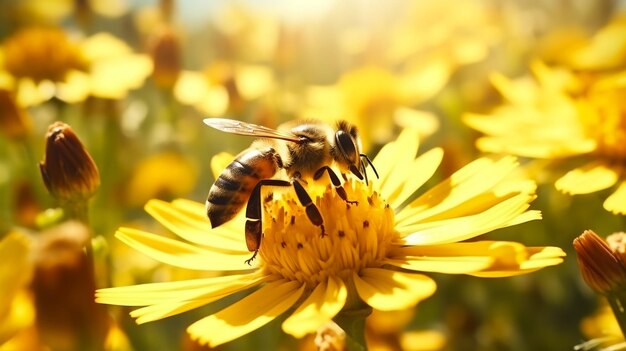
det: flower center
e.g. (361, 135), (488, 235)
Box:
(3, 27), (86, 82)
(258, 178), (398, 287)
(579, 87), (626, 160)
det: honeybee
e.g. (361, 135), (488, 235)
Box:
(204, 118), (378, 264)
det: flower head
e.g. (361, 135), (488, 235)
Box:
(464, 15), (626, 215)
(97, 127), (564, 347)
(148, 26), (181, 90)
(0, 27), (152, 106)
(39, 121), (100, 204)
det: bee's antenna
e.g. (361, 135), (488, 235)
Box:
(361, 158), (369, 185)
(360, 154), (379, 179)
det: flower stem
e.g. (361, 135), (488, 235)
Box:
(333, 277), (372, 350)
(63, 199), (94, 260)
(607, 290), (626, 339)
(333, 306), (372, 351)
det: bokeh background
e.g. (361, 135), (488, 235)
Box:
(1, 0), (625, 350)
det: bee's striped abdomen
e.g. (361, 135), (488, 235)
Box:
(206, 148), (278, 228)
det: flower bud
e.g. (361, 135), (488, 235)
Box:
(32, 221), (108, 351)
(148, 26), (181, 89)
(574, 230), (626, 294)
(39, 122), (100, 204)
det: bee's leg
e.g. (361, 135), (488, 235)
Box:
(245, 179), (291, 265)
(290, 178), (326, 237)
(314, 166), (358, 205)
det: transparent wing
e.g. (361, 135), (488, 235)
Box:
(203, 118), (301, 142)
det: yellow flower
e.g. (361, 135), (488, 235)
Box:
(464, 58), (626, 215)
(0, 27), (152, 106)
(126, 151), (198, 207)
(173, 61), (275, 117)
(96, 128), (564, 347)
(304, 66), (440, 149)
(579, 303), (624, 350)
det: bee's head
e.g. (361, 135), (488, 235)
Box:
(333, 121), (378, 184)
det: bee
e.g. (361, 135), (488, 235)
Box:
(204, 118), (378, 264)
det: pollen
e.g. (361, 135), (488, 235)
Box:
(259, 178), (397, 287)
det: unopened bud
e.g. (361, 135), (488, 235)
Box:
(39, 122), (100, 203)
(574, 230), (626, 294)
(32, 221), (108, 351)
(149, 26), (181, 89)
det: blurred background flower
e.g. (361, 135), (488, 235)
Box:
(0, 0), (623, 350)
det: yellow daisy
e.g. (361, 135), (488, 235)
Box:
(464, 58), (626, 215)
(96, 128), (564, 348)
(464, 14), (626, 215)
(0, 26), (152, 107)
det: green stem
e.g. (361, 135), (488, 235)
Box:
(332, 276), (372, 351)
(63, 199), (94, 261)
(607, 290), (626, 339)
(333, 306), (372, 351)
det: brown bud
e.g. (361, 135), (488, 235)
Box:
(574, 230), (626, 294)
(32, 221), (109, 351)
(39, 122), (100, 203)
(148, 26), (181, 89)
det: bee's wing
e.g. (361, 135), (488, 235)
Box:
(203, 118), (301, 142)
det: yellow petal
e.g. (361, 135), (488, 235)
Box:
(235, 64), (274, 100)
(282, 276), (347, 338)
(188, 280), (305, 347)
(397, 156), (530, 225)
(384, 251), (493, 274)
(0, 233), (33, 344)
(90, 54), (153, 99)
(489, 72), (540, 106)
(0, 232), (31, 305)
(81, 33), (132, 61)
(567, 16), (626, 70)
(115, 228), (255, 271)
(475, 136), (596, 159)
(555, 162), (619, 195)
(174, 70), (211, 105)
(466, 243), (565, 278)
(393, 108), (440, 140)
(399, 193), (539, 245)
(195, 85), (229, 116)
(16, 78), (53, 107)
(376, 127), (420, 194)
(96, 273), (262, 306)
(398, 56), (451, 104)
(388, 147), (443, 210)
(145, 199), (245, 252)
(97, 273), (265, 324)
(353, 268), (436, 311)
(55, 70), (90, 103)
(388, 241), (564, 276)
(604, 181), (626, 215)
(0, 291), (35, 345)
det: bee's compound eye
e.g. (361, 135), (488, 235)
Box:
(335, 130), (358, 164)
